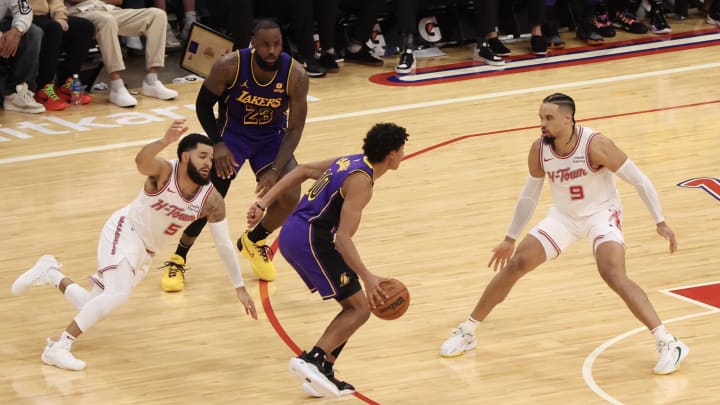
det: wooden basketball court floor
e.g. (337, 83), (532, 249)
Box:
(1, 18), (719, 405)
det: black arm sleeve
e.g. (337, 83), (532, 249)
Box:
(196, 85), (223, 144)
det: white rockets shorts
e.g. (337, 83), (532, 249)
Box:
(90, 209), (154, 290)
(528, 202), (625, 260)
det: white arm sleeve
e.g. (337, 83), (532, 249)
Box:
(208, 219), (245, 288)
(614, 159), (664, 224)
(506, 176), (544, 240)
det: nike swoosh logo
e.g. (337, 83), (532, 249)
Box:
(543, 158), (553, 162)
(674, 346), (682, 366)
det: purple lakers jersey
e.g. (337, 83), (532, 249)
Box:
(218, 48), (293, 143)
(292, 154), (374, 229)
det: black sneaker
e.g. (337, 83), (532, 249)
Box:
(595, 6), (617, 37)
(317, 52), (339, 73)
(344, 44), (383, 66)
(576, 22), (604, 46)
(475, 42), (504, 66)
(650, 9), (672, 34)
(302, 57), (327, 78)
(486, 37), (511, 56)
(325, 370), (355, 396)
(613, 10), (649, 34)
(395, 49), (415, 74)
(530, 35), (548, 55)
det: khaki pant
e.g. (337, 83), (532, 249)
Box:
(68, 7), (167, 73)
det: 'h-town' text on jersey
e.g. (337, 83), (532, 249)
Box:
(217, 48), (293, 143)
(540, 125), (620, 219)
(126, 160), (214, 253)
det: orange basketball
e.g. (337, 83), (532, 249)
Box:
(371, 279), (410, 320)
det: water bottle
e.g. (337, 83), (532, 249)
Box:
(70, 74), (82, 105)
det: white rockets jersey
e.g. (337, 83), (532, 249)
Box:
(126, 160), (214, 253)
(540, 126), (620, 219)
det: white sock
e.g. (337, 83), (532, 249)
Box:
(347, 43), (362, 54)
(184, 11), (197, 24)
(651, 324), (674, 342)
(110, 78), (125, 92)
(47, 268), (65, 288)
(462, 316), (480, 334)
(59, 330), (77, 347)
(145, 73), (158, 85)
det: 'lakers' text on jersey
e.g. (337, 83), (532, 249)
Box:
(293, 154), (374, 230)
(540, 126), (620, 219)
(126, 160), (215, 253)
(218, 48), (293, 143)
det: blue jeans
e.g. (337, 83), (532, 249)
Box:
(0, 21), (43, 95)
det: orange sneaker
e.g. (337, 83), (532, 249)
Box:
(56, 77), (93, 105)
(34, 84), (69, 111)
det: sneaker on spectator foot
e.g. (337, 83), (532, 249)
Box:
(289, 352), (339, 398)
(486, 37), (511, 56)
(439, 323), (477, 357)
(317, 52), (339, 73)
(166, 27), (182, 49)
(395, 49), (416, 74)
(160, 254), (187, 292)
(546, 34), (565, 50)
(41, 339), (86, 371)
(474, 42), (504, 66)
(613, 10), (649, 33)
(57, 77), (93, 104)
(344, 44), (384, 66)
(141, 80), (178, 100)
(576, 23), (604, 46)
(653, 338), (689, 375)
(708, 12), (720, 27)
(3, 83), (45, 113)
(35, 83), (69, 111)
(109, 85), (138, 107)
(11, 255), (60, 296)
(530, 35), (548, 55)
(595, 7), (617, 37)
(124, 36), (143, 51)
(650, 9), (672, 34)
(299, 56), (327, 78)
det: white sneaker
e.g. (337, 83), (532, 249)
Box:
(3, 83), (46, 114)
(11, 255), (60, 296)
(707, 14), (720, 28)
(653, 338), (689, 375)
(41, 339), (86, 371)
(301, 382), (323, 398)
(141, 80), (178, 100)
(440, 323), (477, 357)
(288, 356), (339, 398)
(124, 36), (143, 51)
(166, 27), (182, 49)
(180, 20), (194, 41)
(109, 85), (138, 107)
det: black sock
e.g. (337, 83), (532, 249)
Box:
(248, 224), (270, 243)
(331, 341), (346, 359)
(175, 242), (192, 260)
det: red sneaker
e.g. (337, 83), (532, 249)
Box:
(35, 84), (69, 111)
(56, 77), (94, 104)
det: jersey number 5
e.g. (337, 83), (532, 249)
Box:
(164, 223), (182, 235)
(570, 185), (584, 200)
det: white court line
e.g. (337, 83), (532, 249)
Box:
(2, 61), (720, 166)
(582, 309), (719, 404)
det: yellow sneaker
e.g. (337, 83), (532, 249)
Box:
(160, 254), (187, 292)
(238, 230), (276, 281)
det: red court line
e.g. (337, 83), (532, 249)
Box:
(258, 97), (720, 403)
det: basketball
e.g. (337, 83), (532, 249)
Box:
(371, 279), (410, 320)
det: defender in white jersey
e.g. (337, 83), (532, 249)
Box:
(440, 93), (688, 375)
(10, 119), (258, 371)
